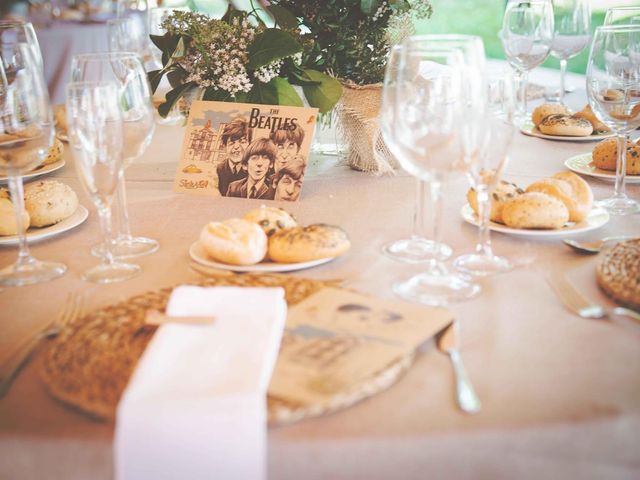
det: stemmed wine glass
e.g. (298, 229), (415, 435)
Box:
(604, 7), (640, 26)
(0, 21), (42, 70)
(454, 74), (517, 276)
(71, 52), (157, 258)
(66, 82), (140, 283)
(586, 25), (640, 216)
(0, 40), (65, 286)
(107, 17), (151, 65)
(550, 0), (591, 105)
(389, 41), (480, 306)
(501, 0), (554, 124)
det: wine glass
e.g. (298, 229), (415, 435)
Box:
(454, 73), (517, 276)
(586, 25), (640, 216)
(107, 17), (151, 64)
(0, 21), (42, 71)
(550, 0), (591, 105)
(71, 52), (157, 257)
(390, 41), (480, 306)
(0, 41), (65, 286)
(66, 82), (140, 283)
(604, 7), (640, 26)
(501, 0), (554, 124)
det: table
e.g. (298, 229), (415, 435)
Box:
(1, 68), (639, 480)
(35, 21), (109, 104)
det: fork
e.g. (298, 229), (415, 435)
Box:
(546, 273), (640, 324)
(0, 292), (84, 398)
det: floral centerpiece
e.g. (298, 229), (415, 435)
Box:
(270, 0), (433, 173)
(148, 5), (342, 118)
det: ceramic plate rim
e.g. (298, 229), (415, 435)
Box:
(564, 153), (640, 184)
(189, 241), (336, 272)
(461, 203), (609, 237)
(0, 159), (66, 184)
(520, 121), (614, 142)
(0, 205), (89, 246)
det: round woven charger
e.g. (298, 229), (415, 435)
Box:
(596, 239), (640, 311)
(41, 273), (415, 426)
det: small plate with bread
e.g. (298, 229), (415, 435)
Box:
(190, 206), (351, 273)
(463, 171), (609, 237)
(0, 138), (66, 183)
(0, 180), (88, 245)
(564, 137), (640, 184)
(520, 104), (615, 142)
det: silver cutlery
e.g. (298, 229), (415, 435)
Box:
(0, 292), (84, 398)
(546, 273), (640, 324)
(563, 236), (636, 254)
(436, 322), (481, 414)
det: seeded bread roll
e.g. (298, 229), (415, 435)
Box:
(591, 138), (640, 175)
(242, 206), (297, 237)
(0, 197), (30, 235)
(596, 239), (640, 311)
(24, 180), (78, 227)
(538, 114), (593, 137)
(268, 224), (350, 263)
(573, 104), (610, 134)
(54, 105), (67, 134)
(502, 192), (569, 229)
(199, 218), (267, 265)
(42, 138), (64, 166)
(532, 103), (570, 127)
(467, 180), (523, 224)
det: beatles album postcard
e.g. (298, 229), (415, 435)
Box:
(175, 100), (318, 201)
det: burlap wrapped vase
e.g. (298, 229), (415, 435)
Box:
(336, 81), (398, 175)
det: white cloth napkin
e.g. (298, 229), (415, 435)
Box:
(114, 286), (287, 480)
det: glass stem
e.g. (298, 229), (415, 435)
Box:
(98, 205), (116, 267)
(475, 186), (494, 257)
(514, 69), (528, 120)
(116, 170), (133, 241)
(559, 58), (567, 105)
(425, 179), (446, 275)
(7, 176), (34, 269)
(412, 179), (425, 239)
(613, 133), (628, 199)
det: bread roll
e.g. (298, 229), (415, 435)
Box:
(42, 138), (64, 166)
(538, 114), (593, 137)
(0, 197), (30, 236)
(199, 218), (267, 265)
(242, 206), (297, 237)
(552, 171), (593, 222)
(532, 103), (569, 127)
(525, 177), (580, 220)
(268, 224), (350, 263)
(591, 138), (640, 175)
(467, 180), (523, 224)
(502, 192), (569, 229)
(573, 104), (610, 134)
(24, 180), (78, 227)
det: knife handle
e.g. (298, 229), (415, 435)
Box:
(449, 350), (482, 414)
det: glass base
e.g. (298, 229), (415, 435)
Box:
(92, 236), (160, 259)
(596, 196), (640, 216)
(82, 262), (141, 284)
(0, 258), (66, 287)
(393, 271), (481, 307)
(454, 253), (512, 277)
(382, 237), (452, 264)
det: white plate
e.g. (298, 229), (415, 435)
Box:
(520, 120), (614, 142)
(565, 153), (640, 184)
(189, 241), (336, 273)
(0, 205), (89, 246)
(0, 159), (65, 184)
(461, 203), (609, 237)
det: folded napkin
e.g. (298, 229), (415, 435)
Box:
(114, 286), (287, 480)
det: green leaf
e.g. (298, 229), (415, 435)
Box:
(149, 34), (168, 52)
(158, 82), (196, 118)
(166, 67), (186, 89)
(301, 70), (342, 113)
(288, 69), (322, 87)
(171, 37), (186, 60)
(247, 81), (279, 105)
(147, 69), (163, 94)
(271, 78), (303, 107)
(247, 29), (302, 70)
(268, 5), (299, 30)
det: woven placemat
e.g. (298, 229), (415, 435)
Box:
(596, 239), (640, 311)
(40, 274), (416, 425)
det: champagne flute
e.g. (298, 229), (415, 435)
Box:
(0, 41), (65, 286)
(380, 45), (452, 263)
(454, 74), (517, 276)
(501, 0), (554, 124)
(586, 25), (640, 215)
(71, 52), (157, 258)
(390, 41), (480, 306)
(66, 82), (140, 283)
(550, 0), (591, 105)
(604, 7), (640, 26)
